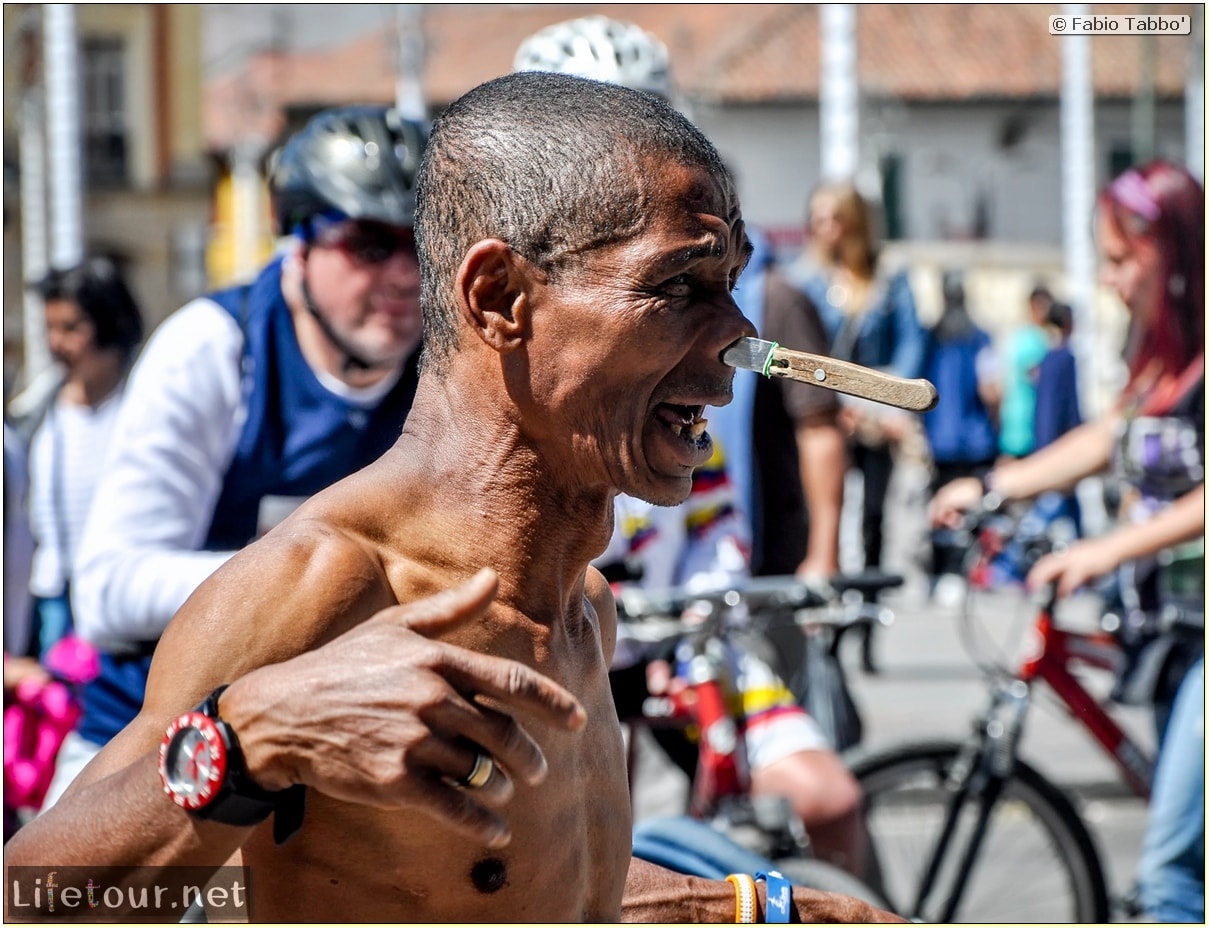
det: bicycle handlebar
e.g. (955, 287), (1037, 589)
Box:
(615, 570), (904, 622)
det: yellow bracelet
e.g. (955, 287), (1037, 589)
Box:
(725, 873), (757, 924)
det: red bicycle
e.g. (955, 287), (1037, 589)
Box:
(616, 573), (898, 903)
(846, 505), (1181, 922)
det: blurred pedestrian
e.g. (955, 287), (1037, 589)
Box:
(932, 160), (1204, 923)
(26, 259), (144, 663)
(920, 270), (999, 601)
(751, 265), (847, 581)
(784, 181), (927, 671)
(1034, 301), (1082, 451)
(1027, 300), (1085, 539)
(41, 106), (428, 812)
(997, 283), (1052, 459)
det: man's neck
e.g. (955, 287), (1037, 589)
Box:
(391, 377), (616, 624)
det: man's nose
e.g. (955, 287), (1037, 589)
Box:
(714, 300), (758, 354)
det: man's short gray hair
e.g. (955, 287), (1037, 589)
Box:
(414, 71), (728, 372)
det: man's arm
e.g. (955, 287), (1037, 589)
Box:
(793, 413), (846, 578)
(7, 530), (586, 880)
(623, 857), (903, 923)
(71, 301), (244, 647)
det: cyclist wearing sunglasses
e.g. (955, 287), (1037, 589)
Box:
(40, 107), (428, 812)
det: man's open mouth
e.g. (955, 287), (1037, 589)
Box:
(654, 403), (708, 440)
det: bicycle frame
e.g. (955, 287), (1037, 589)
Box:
(902, 593), (1145, 923)
(636, 639), (751, 816)
(965, 513), (1155, 799)
(1016, 601), (1155, 799)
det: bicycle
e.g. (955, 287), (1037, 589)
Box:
(846, 504), (1169, 922)
(616, 572), (899, 906)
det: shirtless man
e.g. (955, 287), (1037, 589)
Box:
(6, 72), (899, 923)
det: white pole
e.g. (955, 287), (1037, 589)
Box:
(43, 3), (83, 270)
(820, 4), (858, 182)
(18, 91), (52, 389)
(1187, 6), (1204, 181)
(1060, 4), (1102, 416)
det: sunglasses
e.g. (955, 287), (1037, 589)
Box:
(312, 219), (415, 266)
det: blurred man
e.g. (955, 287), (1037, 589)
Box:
(43, 107), (428, 809)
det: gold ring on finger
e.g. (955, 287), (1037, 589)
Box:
(458, 753), (493, 790)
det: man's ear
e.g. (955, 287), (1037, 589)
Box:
(456, 239), (536, 353)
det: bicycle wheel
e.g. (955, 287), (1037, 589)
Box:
(848, 740), (1110, 923)
(771, 855), (893, 912)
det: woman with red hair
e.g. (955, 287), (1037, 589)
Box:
(932, 160), (1204, 922)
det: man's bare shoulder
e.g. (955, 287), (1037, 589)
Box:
(144, 515), (397, 712)
(215, 515), (397, 638)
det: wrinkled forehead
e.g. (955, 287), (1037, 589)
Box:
(636, 153), (741, 229)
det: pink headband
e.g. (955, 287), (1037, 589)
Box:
(1108, 169), (1162, 223)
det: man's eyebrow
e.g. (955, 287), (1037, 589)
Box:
(670, 240), (731, 264)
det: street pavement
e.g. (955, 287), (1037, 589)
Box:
(629, 460), (1157, 922)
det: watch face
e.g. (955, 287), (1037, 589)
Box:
(159, 711), (228, 811)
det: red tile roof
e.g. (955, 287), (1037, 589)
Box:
(204, 3), (1195, 150)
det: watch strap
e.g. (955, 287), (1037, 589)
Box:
(193, 685), (306, 845)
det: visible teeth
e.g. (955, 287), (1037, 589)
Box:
(688, 418), (708, 438)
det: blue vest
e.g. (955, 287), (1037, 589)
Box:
(77, 259), (420, 746)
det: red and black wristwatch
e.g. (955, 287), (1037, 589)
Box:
(159, 685), (305, 844)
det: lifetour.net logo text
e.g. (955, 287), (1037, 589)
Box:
(6, 867), (250, 922)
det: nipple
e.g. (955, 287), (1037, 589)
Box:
(471, 857), (508, 894)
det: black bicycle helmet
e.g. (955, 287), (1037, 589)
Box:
(269, 105), (427, 234)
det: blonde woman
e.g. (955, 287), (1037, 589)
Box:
(784, 183), (927, 670)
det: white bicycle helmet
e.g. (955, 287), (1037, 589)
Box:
(513, 15), (672, 99)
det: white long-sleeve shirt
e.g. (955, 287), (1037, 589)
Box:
(73, 293), (403, 652)
(70, 300), (246, 649)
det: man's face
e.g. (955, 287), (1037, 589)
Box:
(302, 219), (424, 365)
(522, 160), (756, 506)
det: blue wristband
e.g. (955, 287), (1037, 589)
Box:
(756, 870), (792, 923)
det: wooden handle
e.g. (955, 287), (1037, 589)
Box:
(767, 347), (939, 412)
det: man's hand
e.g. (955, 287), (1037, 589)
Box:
(219, 568), (587, 849)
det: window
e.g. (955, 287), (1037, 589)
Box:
(1108, 145), (1134, 182)
(880, 154), (905, 240)
(81, 36), (127, 187)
